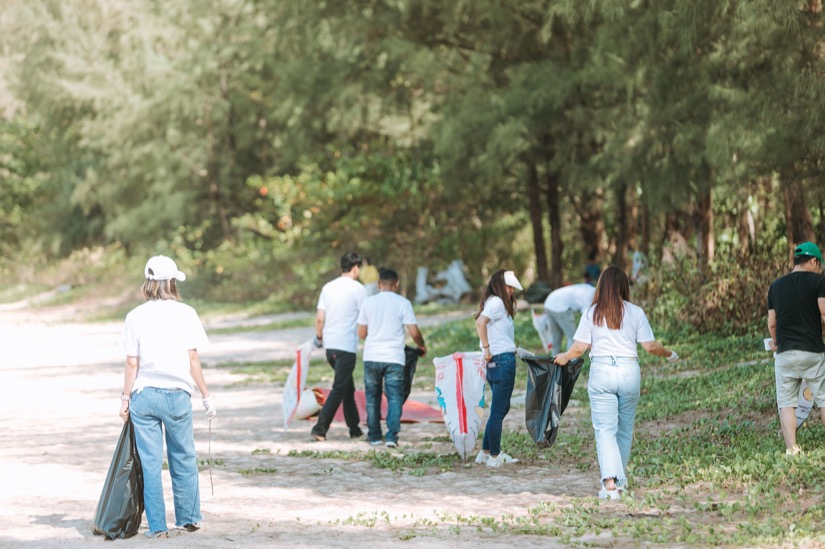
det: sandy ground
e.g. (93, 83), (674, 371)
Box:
(0, 303), (594, 549)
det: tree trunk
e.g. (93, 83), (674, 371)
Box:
(526, 161), (548, 281)
(628, 184), (639, 250)
(640, 198), (650, 259)
(545, 171), (563, 289)
(781, 175), (815, 246)
(571, 188), (606, 268)
(696, 186), (714, 264)
(737, 199), (755, 256)
(614, 181), (630, 271)
(206, 126), (232, 242)
(819, 198), (825, 245)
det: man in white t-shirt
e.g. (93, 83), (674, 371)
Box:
(357, 269), (426, 448)
(310, 252), (368, 442)
(543, 283), (596, 352)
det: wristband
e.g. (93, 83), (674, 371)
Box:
(121, 393), (131, 401)
(483, 345), (490, 349)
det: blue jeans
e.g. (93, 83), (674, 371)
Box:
(311, 350), (361, 438)
(364, 361), (404, 443)
(482, 352), (516, 457)
(587, 356), (641, 489)
(130, 387), (202, 534)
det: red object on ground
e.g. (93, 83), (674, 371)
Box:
(311, 388), (444, 423)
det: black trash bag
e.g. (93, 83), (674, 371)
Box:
(92, 419), (144, 540)
(522, 355), (584, 447)
(403, 345), (425, 404)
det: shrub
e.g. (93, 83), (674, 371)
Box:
(638, 254), (788, 335)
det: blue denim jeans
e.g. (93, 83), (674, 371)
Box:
(482, 352), (516, 457)
(587, 356), (641, 489)
(312, 350), (361, 438)
(364, 361), (404, 443)
(130, 387), (202, 534)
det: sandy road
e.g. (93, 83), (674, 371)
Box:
(0, 307), (591, 549)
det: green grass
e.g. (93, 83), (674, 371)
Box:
(207, 316), (313, 335)
(281, 314), (825, 546)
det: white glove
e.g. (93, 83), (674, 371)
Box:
(312, 335), (323, 348)
(202, 396), (217, 420)
(666, 351), (680, 363)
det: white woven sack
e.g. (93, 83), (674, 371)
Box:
(293, 389), (322, 420)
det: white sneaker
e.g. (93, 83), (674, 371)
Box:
(598, 488), (621, 500)
(474, 450), (489, 464)
(786, 444), (802, 456)
(486, 452), (518, 468)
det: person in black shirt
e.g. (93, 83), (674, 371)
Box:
(767, 241), (825, 455)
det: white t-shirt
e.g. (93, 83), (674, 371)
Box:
(357, 291), (418, 364)
(544, 283), (596, 313)
(317, 276), (367, 353)
(573, 301), (655, 358)
(122, 300), (209, 394)
(479, 296), (516, 355)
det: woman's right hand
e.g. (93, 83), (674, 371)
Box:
(119, 399), (129, 421)
(483, 350), (493, 362)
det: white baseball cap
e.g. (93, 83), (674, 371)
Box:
(503, 270), (523, 291)
(144, 255), (186, 282)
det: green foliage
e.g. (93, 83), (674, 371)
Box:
(2, 0), (825, 302)
(639, 252), (787, 335)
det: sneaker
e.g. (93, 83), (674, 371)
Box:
(486, 452), (518, 468)
(474, 450), (489, 464)
(598, 488), (621, 500)
(310, 434), (326, 442)
(350, 428), (365, 439)
(385, 441), (398, 448)
(786, 444), (802, 456)
(183, 523), (200, 532)
(369, 440), (383, 446)
(145, 530), (169, 539)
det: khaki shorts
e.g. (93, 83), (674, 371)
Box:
(775, 350), (825, 408)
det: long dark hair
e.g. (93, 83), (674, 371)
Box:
(592, 266), (630, 330)
(474, 269), (516, 319)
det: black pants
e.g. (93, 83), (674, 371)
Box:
(311, 349), (362, 437)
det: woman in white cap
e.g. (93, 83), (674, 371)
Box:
(474, 269), (523, 467)
(119, 255), (216, 538)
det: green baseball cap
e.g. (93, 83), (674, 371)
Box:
(794, 241), (823, 263)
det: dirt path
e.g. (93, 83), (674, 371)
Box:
(0, 305), (594, 548)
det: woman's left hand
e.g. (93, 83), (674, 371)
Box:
(554, 352), (570, 366)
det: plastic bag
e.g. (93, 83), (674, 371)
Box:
(434, 351), (487, 460)
(522, 355), (583, 447)
(91, 419), (144, 540)
(403, 345), (424, 404)
(293, 388), (322, 419)
(282, 338), (316, 429)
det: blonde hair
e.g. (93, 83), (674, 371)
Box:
(142, 279), (181, 301)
